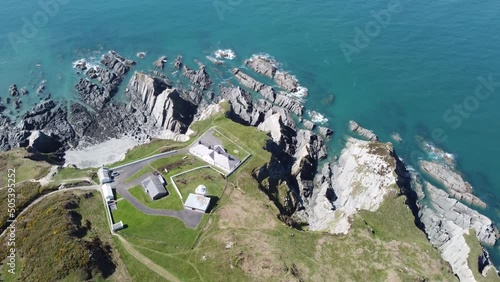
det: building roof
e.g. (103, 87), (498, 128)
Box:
(98, 167), (110, 181)
(184, 193), (211, 212)
(102, 184), (114, 200)
(189, 142), (240, 172)
(141, 176), (167, 197)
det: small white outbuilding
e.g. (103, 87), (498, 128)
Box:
(102, 184), (114, 202)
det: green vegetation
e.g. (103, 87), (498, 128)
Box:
(51, 167), (96, 184)
(0, 182), (59, 234)
(464, 233), (500, 282)
(112, 199), (201, 253)
(173, 167), (226, 199)
(0, 190), (130, 281)
(129, 185), (183, 211)
(108, 139), (185, 168)
(0, 149), (51, 187)
(112, 237), (168, 282)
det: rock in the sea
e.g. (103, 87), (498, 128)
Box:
(136, 52), (146, 58)
(318, 126), (334, 140)
(173, 55), (183, 70)
(13, 99), (21, 110)
(75, 78), (112, 111)
(349, 120), (378, 141)
(9, 84), (19, 96)
(391, 132), (403, 143)
(302, 119), (315, 130)
(232, 68), (264, 92)
(245, 56), (277, 78)
(153, 56), (167, 70)
(183, 65), (212, 90)
(36, 85), (45, 94)
(274, 94), (304, 116)
(275, 71), (299, 92)
(419, 160), (487, 208)
(306, 138), (401, 234)
(260, 86), (276, 102)
(20, 87), (29, 95)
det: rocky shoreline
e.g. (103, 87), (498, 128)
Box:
(0, 49), (498, 279)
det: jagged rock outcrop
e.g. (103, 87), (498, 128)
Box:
(275, 72), (299, 93)
(153, 56), (167, 70)
(28, 130), (63, 154)
(274, 94), (304, 116)
(302, 119), (315, 130)
(9, 84), (19, 96)
(183, 65), (211, 90)
(305, 138), (401, 234)
(349, 121), (378, 141)
(414, 178), (499, 281)
(419, 160), (487, 208)
(173, 55), (182, 70)
(126, 71), (196, 134)
(318, 126), (334, 140)
(221, 87), (264, 126)
(232, 69), (264, 92)
(75, 79), (112, 111)
(245, 56), (277, 78)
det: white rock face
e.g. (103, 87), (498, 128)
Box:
(414, 178), (499, 282)
(420, 160), (487, 208)
(306, 138), (399, 234)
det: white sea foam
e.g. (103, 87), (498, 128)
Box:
(291, 85), (308, 98)
(307, 110), (328, 124)
(72, 58), (99, 71)
(215, 49), (236, 60)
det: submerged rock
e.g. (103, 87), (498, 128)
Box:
(9, 84), (19, 96)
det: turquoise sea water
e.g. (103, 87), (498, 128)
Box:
(1, 0), (500, 266)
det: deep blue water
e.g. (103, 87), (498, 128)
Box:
(1, 0), (500, 267)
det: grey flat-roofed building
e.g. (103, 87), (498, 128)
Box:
(141, 175), (168, 200)
(98, 167), (112, 184)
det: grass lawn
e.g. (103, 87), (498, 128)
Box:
(112, 237), (168, 282)
(129, 185), (183, 211)
(107, 139), (185, 168)
(173, 167), (227, 199)
(125, 154), (206, 183)
(112, 199), (200, 252)
(51, 167), (96, 183)
(0, 149), (52, 187)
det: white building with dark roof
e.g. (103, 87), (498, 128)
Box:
(141, 175), (168, 200)
(189, 143), (240, 172)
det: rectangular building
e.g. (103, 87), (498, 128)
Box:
(141, 175), (168, 200)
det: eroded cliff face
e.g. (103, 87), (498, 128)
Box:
(301, 138), (402, 234)
(125, 71), (197, 135)
(414, 177), (499, 281)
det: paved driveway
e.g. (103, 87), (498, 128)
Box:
(108, 148), (205, 229)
